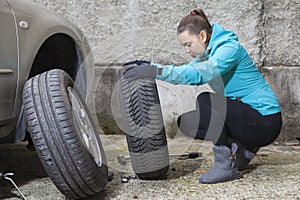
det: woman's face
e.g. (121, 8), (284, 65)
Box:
(178, 30), (207, 58)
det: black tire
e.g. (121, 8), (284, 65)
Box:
(118, 67), (169, 180)
(22, 69), (108, 199)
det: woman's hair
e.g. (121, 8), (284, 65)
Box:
(177, 8), (212, 42)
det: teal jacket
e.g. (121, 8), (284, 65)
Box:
(153, 23), (281, 116)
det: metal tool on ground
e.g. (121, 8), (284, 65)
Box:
(121, 174), (138, 183)
(117, 152), (202, 165)
(0, 172), (27, 200)
(170, 152), (202, 159)
(117, 155), (130, 165)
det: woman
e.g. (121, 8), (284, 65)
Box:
(123, 8), (282, 184)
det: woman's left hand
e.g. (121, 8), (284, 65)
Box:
(123, 60), (150, 66)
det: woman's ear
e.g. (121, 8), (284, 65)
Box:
(199, 30), (207, 43)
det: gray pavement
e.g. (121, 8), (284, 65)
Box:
(0, 135), (300, 200)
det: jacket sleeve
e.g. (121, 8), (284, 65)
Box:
(152, 58), (203, 85)
(152, 41), (239, 85)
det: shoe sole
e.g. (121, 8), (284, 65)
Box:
(199, 173), (241, 184)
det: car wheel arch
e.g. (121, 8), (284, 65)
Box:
(29, 33), (83, 81)
(17, 33), (88, 144)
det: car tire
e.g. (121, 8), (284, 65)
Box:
(22, 69), (108, 199)
(118, 67), (169, 180)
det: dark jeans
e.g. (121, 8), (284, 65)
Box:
(177, 92), (282, 148)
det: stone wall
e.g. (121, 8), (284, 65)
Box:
(32, 0), (300, 140)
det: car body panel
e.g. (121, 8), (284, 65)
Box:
(0, 0), (18, 131)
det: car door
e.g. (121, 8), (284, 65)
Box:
(0, 0), (18, 127)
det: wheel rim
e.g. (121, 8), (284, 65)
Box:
(68, 87), (103, 167)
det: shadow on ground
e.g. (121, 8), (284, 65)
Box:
(0, 142), (47, 199)
(1, 136), (300, 199)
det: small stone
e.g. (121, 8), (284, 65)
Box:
(121, 176), (129, 183)
(285, 139), (300, 146)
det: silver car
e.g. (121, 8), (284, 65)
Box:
(0, 0), (108, 199)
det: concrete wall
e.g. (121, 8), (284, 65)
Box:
(33, 0), (300, 141)
(263, 0), (300, 141)
(264, 67), (300, 141)
(32, 0), (264, 65)
(263, 0), (300, 66)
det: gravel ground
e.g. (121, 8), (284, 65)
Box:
(0, 135), (300, 200)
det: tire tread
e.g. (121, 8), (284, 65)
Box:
(23, 69), (107, 199)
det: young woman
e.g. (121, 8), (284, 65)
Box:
(123, 8), (282, 184)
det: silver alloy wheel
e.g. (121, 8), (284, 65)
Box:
(68, 87), (102, 167)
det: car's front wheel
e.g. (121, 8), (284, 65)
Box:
(23, 69), (107, 199)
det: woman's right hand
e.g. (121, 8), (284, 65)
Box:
(122, 62), (157, 82)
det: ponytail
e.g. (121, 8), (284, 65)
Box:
(177, 8), (212, 42)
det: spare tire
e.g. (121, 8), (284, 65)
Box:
(22, 69), (107, 199)
(118, 66), (169, 180)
